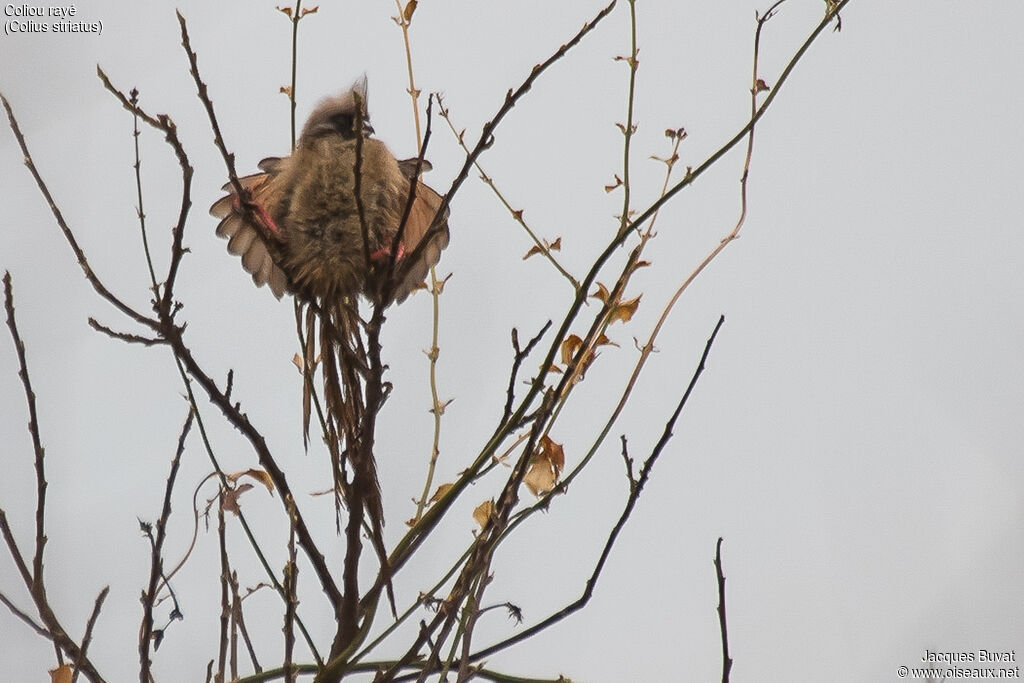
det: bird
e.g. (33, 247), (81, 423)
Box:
(210, 78), (449, 305)
(209, 78), (449, 617)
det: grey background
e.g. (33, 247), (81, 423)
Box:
(1, 1), (1022, 681)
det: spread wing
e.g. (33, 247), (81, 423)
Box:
(392, 159), (451, 303)
(209, 157), (290, 299)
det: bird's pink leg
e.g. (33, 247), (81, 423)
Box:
(233, 195), (281, 235)
(370, 241), (406, 263)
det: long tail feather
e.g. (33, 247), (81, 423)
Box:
(314, 298), (395, 616)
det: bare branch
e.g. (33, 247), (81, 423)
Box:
(2, 272), (47, 589)
(0, 590), (48, 638)
(502, 321), (552, 425)
(715, 537), (732, 683)
(1, 96), (157, 333)
(71, 586), (110, 683)
(88, 318), (167, 347)
(139, 409), (192, 682)
(470, 315), (726, 663)
(2, 273), (106, 681)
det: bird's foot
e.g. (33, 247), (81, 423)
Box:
(369, 241), (406, 263)
(233, 194), (282, 236)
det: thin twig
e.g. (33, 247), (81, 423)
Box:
(616, 0), (640, 236)
(95, 68), (193, 318)
(71, 586), (109, 683)
(216, 504), (229, 683)
(391, 1), (454, 531)
(283, 496), (298, 683)
(715, 537), (732, 683)
(0, 590), (48, 637)
(436, 100), (578, 290)
(502, 322), (552, 425)
(129, 87), (159, 292)
(87, 318), (166, 346)
(139, 409), (191, 680)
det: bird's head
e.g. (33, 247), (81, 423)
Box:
(299, 76), (373, 144)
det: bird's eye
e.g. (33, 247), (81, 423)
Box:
(328, 113), (356, 134)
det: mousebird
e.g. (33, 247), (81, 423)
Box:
(210, 78), (449, 303)
(210, 79), (449, 621)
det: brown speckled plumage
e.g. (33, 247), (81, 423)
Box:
(210, 81), (449, 303)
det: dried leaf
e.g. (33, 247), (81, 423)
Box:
(50, 665), (74, 683)
(280, 85), (293, 96)
(473, 500), (494, 528)
(610, 295), (641, 324)
(754, 78), (770, 93)
(523, 465), (555, 497)
(523, 236), (560, 260)
(403, 0), (418, 20)
(604, 174), (623, 193)
(523, 244), (544, 260)
(560, 335), (583, 365)
(277, 6), (293, 17)
(524, 435), (565, 496)
(230, 469), (275, 494)
(301, 6), (319, 16)
(221, 488), (241, 514)
(591, 282), (611, 304)
(541, 362), (563, 375)
(539, 435), (565, 471)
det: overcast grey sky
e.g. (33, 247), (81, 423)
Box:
(2, 1), (1022, 681)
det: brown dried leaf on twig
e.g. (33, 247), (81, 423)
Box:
(560, 334), (583, 365)
(523, 236), (561, 260)
(473, 500), (494, 529)
(591, 282), (611, 304)
(228, 469), (275, 494)
(50, 665), (73, 683)
(609, 295), (641, 324)
(524, 435), (565, 497)
(605, 174), (623, 193)
(221, 484), (254, 515)
(220, 469), (274, 514)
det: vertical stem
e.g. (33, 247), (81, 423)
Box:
(289, 0), (301, 151)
